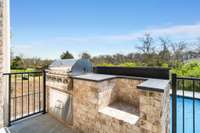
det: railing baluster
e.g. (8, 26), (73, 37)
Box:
(8, 74), (11, 126)
(21, 74), (23, 117)
(182, 79), (185, 133)
(172, 74), (177, 133)
(15, 74), (17, 119)
(43, 70), (46, 114)
(39, 74), (41, 111)
(193, 80), (195, 133)
(28, 74), (30, 115)
(33, 74), (35, 112)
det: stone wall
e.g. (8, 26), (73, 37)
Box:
(72, 78), (170, 133)
(46, 69), (170, 133)
(0, 0), (10, 127)
(0, 0), (3, 121)
(73, 79), (100, 132)
(138, 87), (170, 132)
(97, 79), (118, 109)
(116, 78), (143, 110)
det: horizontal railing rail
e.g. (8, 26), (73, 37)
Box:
(176, 76), (200, 81)
(3, 71), (43, 75)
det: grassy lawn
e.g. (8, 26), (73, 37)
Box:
(11, 68), (37, 73)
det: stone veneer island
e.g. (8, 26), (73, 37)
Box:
(47, 72), (170, 133)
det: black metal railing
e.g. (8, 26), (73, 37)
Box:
(172, 74), (177, 133)
(172, 74), (200, 133)
(3, 71), (46, 126)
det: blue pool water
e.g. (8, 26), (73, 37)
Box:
(170, 96), (200, 133)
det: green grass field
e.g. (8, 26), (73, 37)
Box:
(11, 68), (37, 73)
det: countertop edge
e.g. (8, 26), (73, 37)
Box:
(137, 79), (170, 93)
(71, 73), (170, 93)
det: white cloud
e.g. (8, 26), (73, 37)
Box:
(12, 23), (200, 58)
(146, 23), (200, 38)
(49, 23), (200, 43)
(106, 23), (200, 41)
(16, 23), (200, 45)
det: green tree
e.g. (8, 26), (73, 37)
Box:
(11, 56), (24, 69)
(80, 52), (91, 60)
(60, 51), (74, 59)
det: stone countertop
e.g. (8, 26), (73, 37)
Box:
(137, 78), (170, 92)
(71, 73), (170, 92)
(71, 73), (117, 82)
(71, 73), (147, 82)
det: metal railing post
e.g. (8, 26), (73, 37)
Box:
(172, 73), (177, 133)
(43, 70), (46, 114)
(8, 74), (11, 126)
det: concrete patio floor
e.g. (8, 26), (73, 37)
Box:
(0, 114), (74, 133)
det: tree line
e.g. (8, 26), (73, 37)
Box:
(11, 34), (200, 71)
(61, 34), (200, 68)
(11, 56), (52, 70)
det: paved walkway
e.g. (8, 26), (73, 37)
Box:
(0, 114), (74, 133)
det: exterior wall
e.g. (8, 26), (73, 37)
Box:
(0, 0), (10, 127)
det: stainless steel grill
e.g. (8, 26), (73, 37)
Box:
(49, 59), (93, 75)
(47, 59), (92, 125)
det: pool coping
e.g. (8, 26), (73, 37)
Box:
(170, 89), (200, 100)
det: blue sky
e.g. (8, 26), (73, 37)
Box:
(11, 0), (200, 59)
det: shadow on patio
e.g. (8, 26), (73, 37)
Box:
(0, 114), (74, 133)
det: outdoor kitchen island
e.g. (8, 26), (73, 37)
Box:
(46, 60), (170, 133)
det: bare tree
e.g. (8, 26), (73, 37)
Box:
(158, 37), (171, 64)
(170, 41), (187, 63)
(135, 33), (156, 66)
(159, 38), (170, 52)
(136, 33), (155, 55)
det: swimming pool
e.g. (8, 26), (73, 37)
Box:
(170, 96), (200, 133)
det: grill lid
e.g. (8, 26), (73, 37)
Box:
(49, 59), (92, 75)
